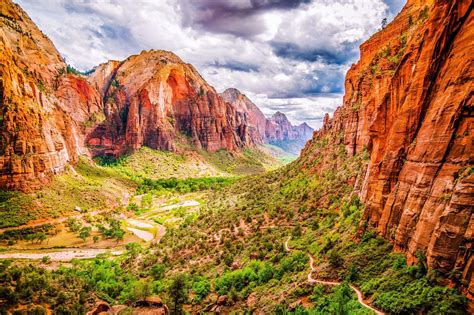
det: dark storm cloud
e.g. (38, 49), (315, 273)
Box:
(270, 41), (359, 65)
(302, 70), (345, 95)
(179, 0), (310, 37)
(385, 0), (406, 15)
(98, 24), (133, 41)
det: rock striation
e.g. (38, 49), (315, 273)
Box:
(300, 0), (473, 307)
(221, 88), (314, 154)
(221, 88), (268, 143)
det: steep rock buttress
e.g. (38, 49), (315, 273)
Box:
(300, 0), (473, 305)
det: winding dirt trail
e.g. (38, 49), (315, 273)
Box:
(126, 227), (154, 242)
(284, 236), (384, 315)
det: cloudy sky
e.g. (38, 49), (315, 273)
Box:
(17, 0), (405, 128)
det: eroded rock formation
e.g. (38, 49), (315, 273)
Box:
(301, 0), (473, 306)
(221, 88), (314, 154)
(0, 0), (82, 190)
(86, 52), (255, 156)
(0, 0), (260, 190)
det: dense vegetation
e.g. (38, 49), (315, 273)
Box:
(0, 224), (56, 243)
(137, 177), (237, 194)
(0, 135), (468, 313)
(93, 146), (281, 182)
(0, 146), (279, 229)
(0, 191), (33, 228)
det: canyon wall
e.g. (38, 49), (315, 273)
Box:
(301, 0), (473, 304)
(0, 0), (259, 191)
(86, 51), (255, 156)
(0, 0), (83, 190)
(222, 88), (314, 154)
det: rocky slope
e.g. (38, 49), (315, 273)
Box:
(0, 0), (261, 191)
(221, 88), (314, 154)
(221, 88), (267, 143)
(300, 0), (473, 306)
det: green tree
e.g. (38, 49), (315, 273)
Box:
(192, 277), (210, 301)
(150, 264), (166, 280)
(36, 233), (47, 244)
(329, 250), (343, 268)
(79, 226), (92, 242)
(41, 256), (51, 264)
(333, 282), (352, 315)
(168, 274), (187, 315)
(415, 250), (427, 278)
(292, 224), (302, 237)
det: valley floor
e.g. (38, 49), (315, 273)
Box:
(0, 147), (468, 314)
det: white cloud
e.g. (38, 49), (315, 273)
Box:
(248, 92), (342, 128)
(16, 0), (393, 129)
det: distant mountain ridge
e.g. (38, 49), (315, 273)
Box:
(221, 88), (314, 155)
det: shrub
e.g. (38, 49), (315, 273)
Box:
(79, 226), (92, 242)
(41, 256), (51, 264)
(392, 254), (406, 270)
(137, 177), (237, 194)
(150, 264), (166, 280)
(192, 277), (210, 301)
(66, 65), (82, 75)
(419, 6), (429, 21)
(168, 274), (188, 314)
(214, 260), (276, 296)
(328, 250), (343, 268)
(361, 230), (376, 242)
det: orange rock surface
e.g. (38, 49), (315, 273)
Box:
(85, 50), (255, 156)
(0, 0), (260, 190)
(0, 0), (79, 190)
(302, 0), (473, 307)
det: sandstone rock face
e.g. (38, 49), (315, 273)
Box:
(86, 51), (254, 156)
(221, 88), (314, 154)
(0, 0), (260, 190)
(302, 0), (473, 306)
(0, 0), (82, 190)
(221, 88), (267, 143)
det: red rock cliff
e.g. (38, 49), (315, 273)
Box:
(86, 51), (254, 156)
(0, 0), (259, 190)
(221, 88), (267, 143)
(301, 0), (473, 304)
(0, 0), (88, 190)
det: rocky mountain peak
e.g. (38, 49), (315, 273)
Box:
(221, 88), (314, 155)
